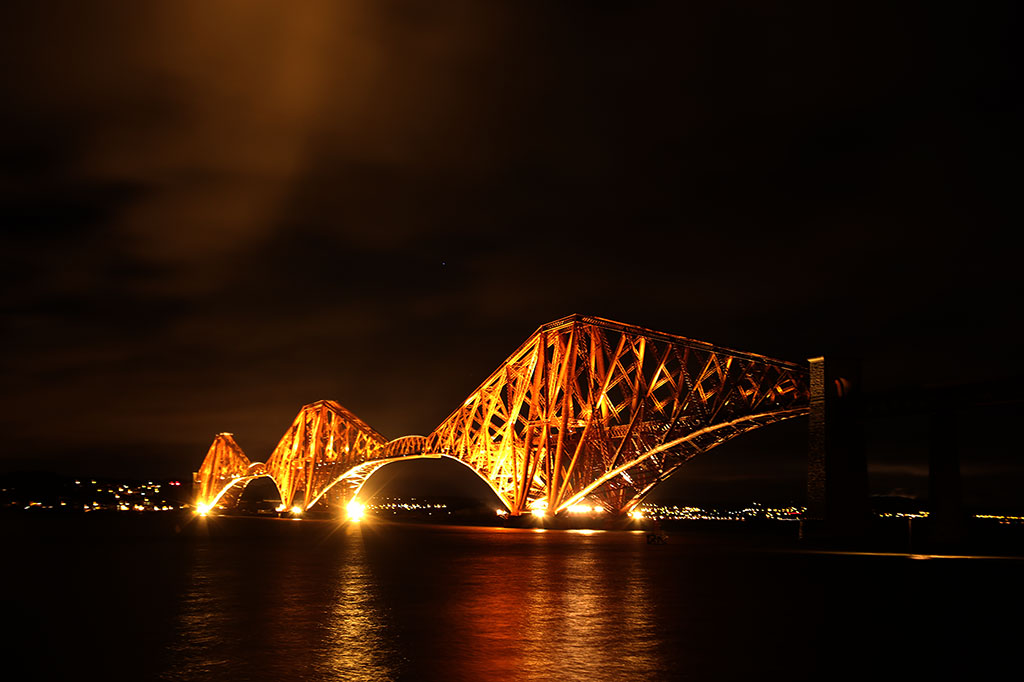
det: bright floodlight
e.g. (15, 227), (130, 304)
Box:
(347, 500), (365, 521)
(196, 503), (211, 516)
(291, 506), (303, 515)
(530, 508), (546, 518)
(568, 504), (591, 514)
(628, 510), (643, 520)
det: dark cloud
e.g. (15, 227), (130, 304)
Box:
(1, 2), (1020, 504)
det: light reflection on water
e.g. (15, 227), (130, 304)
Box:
(164, 521), (404, 680)
(514, 536), (660, 680)
(318, 524), (403, 681)
(136, 516), (1024, 681)
(404, 530), (664, 681)
(6, 514), (1019, 681)
(162, 522), (675, 681)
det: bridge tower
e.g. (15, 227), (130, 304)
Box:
(806, 357), (868, 537)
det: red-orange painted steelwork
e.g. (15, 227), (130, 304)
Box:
(194, 315), (810, 515)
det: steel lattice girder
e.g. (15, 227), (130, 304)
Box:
(193, 433), (254, 509)
(263, 400), (389, 509)
(194, 315), (811, 516)
(425, 315), (811, 515)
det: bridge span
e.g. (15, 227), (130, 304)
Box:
(194, 315), (811, 517)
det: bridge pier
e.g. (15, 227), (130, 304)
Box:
(806, 357), (868, 538)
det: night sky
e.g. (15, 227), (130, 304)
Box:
(2, 2), (1020, 506)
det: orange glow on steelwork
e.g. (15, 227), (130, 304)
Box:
(265, 401), (388, 511)
(425, 315), (810, 515)
(192, 433), (253, 512)
(192, 316), (810, 518)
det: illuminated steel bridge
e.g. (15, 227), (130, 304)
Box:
(194, 315), (811, 517)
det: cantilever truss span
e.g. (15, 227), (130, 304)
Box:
(193, 433), (271, 510)
(193, 401), (395, 511)
(194, 315), (811, 516)
(427, 315), (810, 515)
(264, 400), (389, 510)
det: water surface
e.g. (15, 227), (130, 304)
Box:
(3, 514), (1018, 680)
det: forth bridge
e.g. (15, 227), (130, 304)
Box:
(194, 315), (811, 518)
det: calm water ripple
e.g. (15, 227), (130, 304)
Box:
(2, 514), (1020, 681)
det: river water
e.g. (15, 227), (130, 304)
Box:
(2, 513), (1019, 680)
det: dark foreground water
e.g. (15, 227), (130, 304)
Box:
(2, 513), (1020, 681)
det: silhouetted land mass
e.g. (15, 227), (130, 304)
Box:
(3, 471), (1022, 556)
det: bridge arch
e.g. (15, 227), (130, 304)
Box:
(298, 453), (511, 514)
(200, 470), (285, 513)
(557, 409), (807, 514)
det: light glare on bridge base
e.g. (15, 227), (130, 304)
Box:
(196, 503), (211, 516)
(628, 510), (644, 520)
(290, 506), (303, 516)
(530, 508), (546, 518)
(347, 501), (365, 521)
